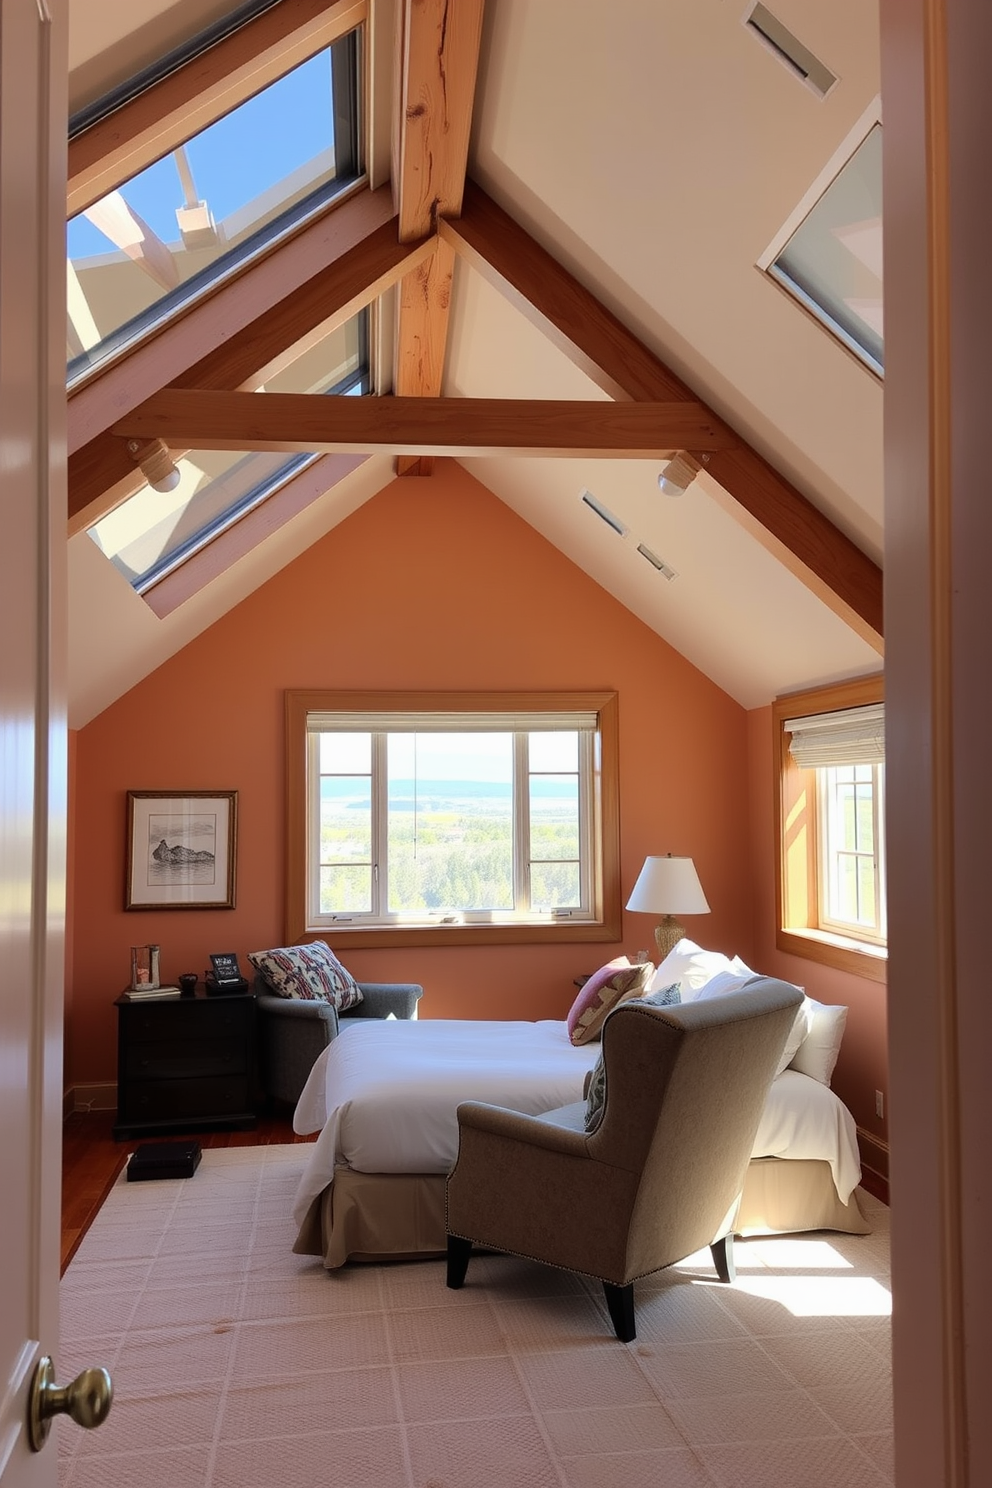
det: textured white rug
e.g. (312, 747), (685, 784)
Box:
(58, 1146), (894, 1488)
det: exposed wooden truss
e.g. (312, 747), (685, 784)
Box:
(66, 0), (883, 644)
(112, 391), (737, 457)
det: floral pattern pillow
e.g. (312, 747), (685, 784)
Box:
(248, 941), (363, 1011)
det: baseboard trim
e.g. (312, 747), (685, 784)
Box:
(857, 1125), (890, 1205)
(64, 1082), (117, 1115)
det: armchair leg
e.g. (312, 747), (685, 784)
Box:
(603, 1281), (636, 1343)
(710, 1234), (736, 1284)
(446, 1234), (473, 1289)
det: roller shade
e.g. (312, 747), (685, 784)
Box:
(784, 702), (884, 769)
(307, 710), (598, 733)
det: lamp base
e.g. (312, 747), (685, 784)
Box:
(653, 916), (686, 962)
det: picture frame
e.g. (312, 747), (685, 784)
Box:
(126, 791), (237, 910)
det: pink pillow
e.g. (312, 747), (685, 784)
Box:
(566, 957), (653, 1045)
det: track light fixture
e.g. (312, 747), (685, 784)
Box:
(657, 453), (702, 497)
(125, 437), (181, 494)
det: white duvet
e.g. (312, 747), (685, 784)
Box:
(291, 1018), (862, 1229)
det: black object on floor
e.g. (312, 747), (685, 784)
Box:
(127, 1141), (202, 1181)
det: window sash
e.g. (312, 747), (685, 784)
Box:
(816, 763), (887, 943)
(307, 724), (594, 928)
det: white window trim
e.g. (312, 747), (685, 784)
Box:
(306, 721), (594, 930)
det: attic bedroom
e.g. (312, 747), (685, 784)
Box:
(63, 0), (888, 1179)
(12, 0), (992, 1484)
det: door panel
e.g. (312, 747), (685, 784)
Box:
(0, 0), (68, 1482)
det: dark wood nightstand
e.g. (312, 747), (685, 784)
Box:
(112, 986), (257, 1140)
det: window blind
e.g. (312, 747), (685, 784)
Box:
(784, 702), (885, 768)
(306, 710), (598, 733)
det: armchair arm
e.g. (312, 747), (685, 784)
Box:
(343, 982), (423, 1020)
(254, 989), (340, 1037)
(454, 1100), (590, 1160)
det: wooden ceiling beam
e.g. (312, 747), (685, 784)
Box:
(113, 391), (737, 457)
(69, 204), (433, 528)
(391, 0), (485, 476)
(441, 183), (883, 645)
(68, 0), (366, 217)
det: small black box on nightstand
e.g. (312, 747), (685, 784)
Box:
(127, 1141), (202, 1181)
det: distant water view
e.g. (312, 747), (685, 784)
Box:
(319, 776), (580, 914)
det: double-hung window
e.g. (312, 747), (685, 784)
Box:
(286, 691), (621, 947)
(773, 679), (886, 978)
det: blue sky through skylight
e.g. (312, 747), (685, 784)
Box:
(67, 49), (334, 259)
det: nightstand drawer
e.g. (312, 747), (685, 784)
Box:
(120, 1075), (250, 1123)
(123, 1036), (247, 1081)
(123, 1000), (249, 1043)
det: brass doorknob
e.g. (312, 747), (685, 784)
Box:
(28, 1355), (113, 1451)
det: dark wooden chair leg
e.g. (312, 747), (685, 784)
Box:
(603, 1281), (636, 1342)
(710, 1234), (736, 1284)
(446, 1234), (473, 1289)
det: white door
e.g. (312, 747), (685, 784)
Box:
(0, 0), (72, 1481)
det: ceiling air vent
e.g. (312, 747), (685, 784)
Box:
(744, 3), (837, 99)
(580, 489), (628, 538)
(637, 544), (677, 581)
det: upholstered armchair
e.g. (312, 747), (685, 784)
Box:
(445, 977), (803, 1342)
(255, 980), (423, 1106)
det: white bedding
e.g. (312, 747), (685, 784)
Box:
(291, 1018), (862, 1229)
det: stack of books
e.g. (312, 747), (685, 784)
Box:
(122, 984), (181, 1001)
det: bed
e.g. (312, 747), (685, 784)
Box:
(290, 1016), (869, 1267)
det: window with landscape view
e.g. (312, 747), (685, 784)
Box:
(773, 678), (886, 979)
(285, 691), (621, 947)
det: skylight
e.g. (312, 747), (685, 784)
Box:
(765, 123), (883, 376)
(67, 30), (361, 385)
(88, 311), (369, 593)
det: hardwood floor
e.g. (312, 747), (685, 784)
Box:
(60, 1110), (314, 1274)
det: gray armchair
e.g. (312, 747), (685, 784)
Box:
(445, 977), (803, 1342)
(255, 979), (423, 1106)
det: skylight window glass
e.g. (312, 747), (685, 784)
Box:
(88, 310), (369, 591)
(67, 32), (360, 384)
(767, 123), (883, 376)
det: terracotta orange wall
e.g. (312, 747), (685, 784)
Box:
(745, 705), (889, 1156)
(66, 463), (753, 1087)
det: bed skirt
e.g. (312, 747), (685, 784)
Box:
(293, 1155), (871, 1269)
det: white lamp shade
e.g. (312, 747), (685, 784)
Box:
(625, 856), (710, 915)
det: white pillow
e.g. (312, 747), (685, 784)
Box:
(695, 970), (810, 1076)
(693, 969), (757, 1001)
(788, 998), (848, 1085)
(647, 939), (735, 1001)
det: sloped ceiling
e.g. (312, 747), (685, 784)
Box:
(66, 0), (883, 728)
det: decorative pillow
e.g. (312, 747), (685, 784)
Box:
(566, 958), (653, 1045)
(247, 941), (364, 1011)
(629, 982), (682, 1008)
(582, 982), (681, 1133)
(695, 969), (810, 1076)
(788, 998), (848, 1085)
(647, 939), (737, 1001)
(584, 1049), (607, 1132)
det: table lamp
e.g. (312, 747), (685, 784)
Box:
(625, 854), (710, 960)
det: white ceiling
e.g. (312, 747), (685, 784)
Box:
(66, 0), (884, 727)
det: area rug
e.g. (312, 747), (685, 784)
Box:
(58, 1146), (894, 1488)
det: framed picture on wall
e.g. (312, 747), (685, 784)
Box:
(126, 791), (238, 910)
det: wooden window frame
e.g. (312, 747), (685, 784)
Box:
(773, 674), (886, 982)
(285, 689), (621, 948)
